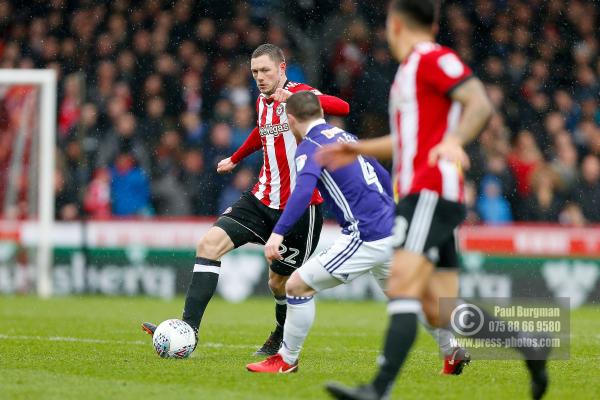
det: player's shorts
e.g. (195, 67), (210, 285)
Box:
(214, 191), (323, 276)
(391, 189), (466, 269)
(298, 234), (393, 292)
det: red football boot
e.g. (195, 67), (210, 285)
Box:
(441, 347), (471, 375)
(246, 354), (298, 374)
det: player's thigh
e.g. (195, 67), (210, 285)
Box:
(285, 270), (317, 298)
(299, 235), (392, 292)
(270, 203), (323, 277)
(196, 226), (235, 260)
(212, 192), (271, 250)
(388, 190), (465, 297)
(387, 249), (433, 298)
(422, 234), (461, 325)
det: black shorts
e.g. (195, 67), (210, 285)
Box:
(214, 192), (323, 276)
(392, 190), (466, 269)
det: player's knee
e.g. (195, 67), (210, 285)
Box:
(196, 232), (224, 260)
(268, 274), (287, 294)
(422, 298), (441, 327)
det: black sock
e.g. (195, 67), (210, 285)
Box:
(182, 257), (221, 331)
(372, 298), (421, 397)
(273, 295), (287, 337)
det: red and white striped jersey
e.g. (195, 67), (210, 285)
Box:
(389, 42), (472, 203)
(252, 81), (324, 209)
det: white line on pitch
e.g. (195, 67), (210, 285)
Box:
(0, 333), (254, 350)
(0, 333), (382, 353)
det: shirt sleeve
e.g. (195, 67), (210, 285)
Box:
(230, 126), (262, 164)
(273, 143), (322, 236)
(420, 50), (473, 95)
(273, 173), (319, 236)
(293, 83), (350, 116)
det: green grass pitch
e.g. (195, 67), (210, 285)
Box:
(0, 296), (598, 399)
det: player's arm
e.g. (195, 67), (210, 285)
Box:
(218, 126), (262, 173)
(315, 135), (393, 171)
(317, 94), (350, 116)
(264, 173), (319, 262)
(270, 87), (350, 116)
(428, 78), (493, 167)
(448, 78), (492, 145)
(264, 147), (321, 262)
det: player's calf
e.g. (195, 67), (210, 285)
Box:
(254, 270), (290, 356)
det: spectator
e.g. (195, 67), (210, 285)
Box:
(508, 130), (543, 218)
(218, 168), (253, 214)
(550, 132), (579, 193)
(181, 111), (209, 148)
(559, 202), (587, 227)
(110, 152), (152, 217)
(139, 96), (167, 148)
(179, 149), (217, 216)
(83, 168), (111, 219)
(477, 175), (513, 225)
(151, 130), (191, 216)
(97, 113), (150, 174)
(572, 154), (600, 223)
(231, 105), (255, 150)
(58, 74), (82, 141)
(54, 168), (80, 221)
(523, 166), (564, 222)
(463, 180), (479, 225)
(354, 41), (395, 138)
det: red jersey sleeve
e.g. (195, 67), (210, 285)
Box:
(290, 83), (350, 116)
(419, 49), (473, 95)
(230, 126), (262, 164)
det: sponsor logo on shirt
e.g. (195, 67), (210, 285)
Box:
(438, 53), (464, 78)
(259, 123), (290, 137)
(295, 154), (307, 172)
(276, 103), (285, 116)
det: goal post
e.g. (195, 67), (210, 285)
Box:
(0, 69), (57, 298)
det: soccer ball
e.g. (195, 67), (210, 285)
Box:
(152, 319), (197, 359)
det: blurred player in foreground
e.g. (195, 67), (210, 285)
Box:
(320, 1), (549, 399)
(246, 91), (469, 375)
(142, 44), (350, 356)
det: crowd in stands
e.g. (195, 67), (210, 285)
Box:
(0, 0), (598, 226)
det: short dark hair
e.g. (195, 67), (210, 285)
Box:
(251, 43), (285, 64)
(286, 91), (323, 122)
(390, 0), (437, 28)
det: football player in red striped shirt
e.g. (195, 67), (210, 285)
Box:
(321, 1), (549, 400)
(143, 44), (349, 357)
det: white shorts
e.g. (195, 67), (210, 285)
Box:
(298, 234), (393, 292)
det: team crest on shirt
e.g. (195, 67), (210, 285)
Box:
(438, 53), (464, 78)
(295, 154), (307, 172)
(276, 103), (285, 116)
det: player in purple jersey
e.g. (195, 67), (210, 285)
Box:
(246, 91), (469, 375)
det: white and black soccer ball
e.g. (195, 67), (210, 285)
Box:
(152, 319), (197, 359)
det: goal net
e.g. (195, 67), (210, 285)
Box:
(0, 70), (57, 297)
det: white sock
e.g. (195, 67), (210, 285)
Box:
(419, 313), (456, 357)
(278, 295), (315, 365)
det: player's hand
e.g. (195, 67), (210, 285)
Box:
(264, 233), (284, 263)
(217, 157), (237, 174)
(428, 136), (470, 169)
(269, 88), (293, 103)
(315, 142), (360, 170)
